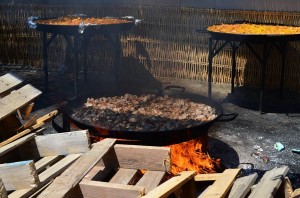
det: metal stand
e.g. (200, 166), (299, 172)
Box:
(41, 32), (121, 96)
(208, 37), (288, 114)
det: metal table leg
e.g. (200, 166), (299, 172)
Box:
(231, 42), (238, 94)
(83, 37), (91, 82)
(208, 37), (213, 98)
(279, 42), (287, 99)
(42, 32), (49, 92)
(62, 113), (70, 132)
(74, 36), (79, 96)
(42, 32), (57, 93)
(259, 44), (270, 114)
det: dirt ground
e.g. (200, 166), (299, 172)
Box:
(1, 64), (300, 188)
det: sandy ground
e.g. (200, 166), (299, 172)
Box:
(1, 64), (300, 188)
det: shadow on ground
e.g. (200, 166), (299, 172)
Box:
(223, 86), (300, 114)
(208, 137), (240, 169)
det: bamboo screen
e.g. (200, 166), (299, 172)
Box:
(1, 3), (300, 92)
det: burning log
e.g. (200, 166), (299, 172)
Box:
(170, 137), (221, 175)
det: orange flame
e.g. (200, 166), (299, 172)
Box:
(170, 138), (221, 175)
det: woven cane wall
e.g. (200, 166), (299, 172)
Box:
(1, 3), (300, 92)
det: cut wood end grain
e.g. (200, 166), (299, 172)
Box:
(0, 160), (40, 191)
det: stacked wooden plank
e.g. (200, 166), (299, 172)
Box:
(195, 166), (299, 198)
(0, 73), (46, 145)
(0, 73), (59, 149)
(136, 165), (298, 198)
(39, 140), (172, 198)
(0, 73), (41, 120)
(36, 138), (299, 198)
(1, 132), (299, 197)
(0, 130), (90, 197)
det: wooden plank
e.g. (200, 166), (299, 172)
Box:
(142, 171), (197, 198)
(35, 110), (58, 124)
(0, 124), (44, 148)
(0, 84), (42, 121)
(292, 188), (300, 198)
(199, 169), (241, 198)
(9, 154), (82, 198)
(136, 171), (166, 194)
(37, 138), (116, 198)
(82, 165), (106, 181)
(249, 166), (289, 198)
(35, 155), (63, 174)
(28, 181), (52, 198)
(198, 185), (211, 198)
(109, 168), (140, 185)
(0, 110), (58, 148)
(179, 179), (197, 198)
(22, 114), (38, 129)
(0, 160), (39, 191)
(80, 180), (145, 198)
(0, 133), (35, 156)
(275, 177), (293, 198)
(33, 130), (90, 156)
(82, 165), (114, 182)
(99, 144), (171, 172)
(194, 173), (222, 181)
(20, 102), (34, 120)
(64, 184), (84, 198)
(228, 173), (258, 198)
(0, 178), (8, 198)
(0, 73), (22, 95)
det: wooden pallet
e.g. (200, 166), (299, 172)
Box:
(0, 73), (42, 121)
(36, 137), (299, 198)
(38, 139), (172, 198)
(195, 165), (299, 198)
(141, 166), (296, 198)
(0, 73), (42, 143)
(0, 130), (91, 198)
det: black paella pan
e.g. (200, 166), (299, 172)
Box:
(53, 86), (237, 145)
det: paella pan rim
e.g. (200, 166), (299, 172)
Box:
(61, 89), (224, 136)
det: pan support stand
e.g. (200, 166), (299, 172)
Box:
(208, 37), (288, 114)
(42, 32), (122, 96)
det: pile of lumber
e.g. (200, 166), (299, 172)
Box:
(196, 166), (300, 198)
(0, 130), (91, 197)
(0, 73), (58, 147)
(0, 134), (299, 197)
(35, 139), (300, 198)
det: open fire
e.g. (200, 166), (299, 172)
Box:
(170, 137), (221, 175)
(91, 135), (221, 175)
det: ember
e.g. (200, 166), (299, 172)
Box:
(170, 137), (221, 175)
